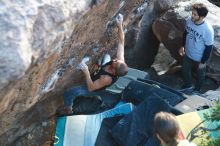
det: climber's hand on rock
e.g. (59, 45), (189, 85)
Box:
(116, 13), (123, 26)
(78, 62), (89, 73)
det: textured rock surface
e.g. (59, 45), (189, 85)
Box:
(0, 0), (90, 145)
(0, 0), (148, 145)
(152, 0), (220, 82)
(0, 0), (89, 91)
(126, 1), (160, 69)
(151, 44), (176, 75)
(126, 0), (178, 69)
(209, 0), (220, 6)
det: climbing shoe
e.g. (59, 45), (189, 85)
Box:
(56, 106), (72, 116)
(178, 85), (194, 92)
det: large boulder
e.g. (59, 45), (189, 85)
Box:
(126, 0), (178, 69)
(0, 0), (89, 91)
(152, 0), (220, 83)
(0, 0), (91, 144)
(0, 0), (148, 145)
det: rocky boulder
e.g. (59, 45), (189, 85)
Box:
(126, 0), (179, 69)
(0, 0), (90, 91)
(0, 0), (150, 145)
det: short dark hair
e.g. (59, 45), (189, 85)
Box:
(192, 3), (208, 17)
(116, 62), (128, 76)
(154, 112), (179, 146)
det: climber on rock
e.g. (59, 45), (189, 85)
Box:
(56, 13), (128, 116)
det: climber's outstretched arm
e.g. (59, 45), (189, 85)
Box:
(116, 14), (125, 62)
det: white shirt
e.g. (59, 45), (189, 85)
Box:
(185, 17), (214, 62)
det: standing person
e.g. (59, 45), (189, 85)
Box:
(56, 14), (128, 115)
(154, 112), (196, 146)
(179, 3), (214, 93)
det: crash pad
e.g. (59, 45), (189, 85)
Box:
(176, 108), (220, 144)
(106, 67), (149, 93)
(54, 103), (134, 146)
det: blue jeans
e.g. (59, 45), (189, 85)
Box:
(64, 85), (90, 107)
(64, 54), (111, 107)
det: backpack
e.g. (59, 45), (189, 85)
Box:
(72, 95), (106, 115)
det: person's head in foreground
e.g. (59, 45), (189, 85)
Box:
(154, 112), (180, 146)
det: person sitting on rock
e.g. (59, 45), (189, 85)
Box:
(154, 112), (196, 146)
(56, 13), (128, 116)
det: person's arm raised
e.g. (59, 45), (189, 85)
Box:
(115, 14), (125, 61)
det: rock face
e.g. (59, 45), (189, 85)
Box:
(0, 0), (149, 145)
(152, 0), (220, 83)
(0, 0), (90, 91)
(209, 0), (220, 7)
(0, 0), (91, 145)
(151, 44), (176, 75)
(126, 0), (178, 69)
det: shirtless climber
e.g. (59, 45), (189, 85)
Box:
(57, 14), (128, 115)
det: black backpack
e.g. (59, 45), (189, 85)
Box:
(72, 95), (106, 115)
